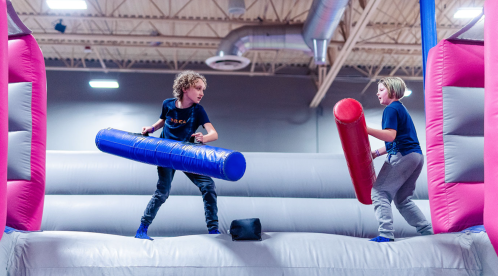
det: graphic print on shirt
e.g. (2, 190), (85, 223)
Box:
(169, 118), (188, 124)
(386, 140), (399, 156)
(163, 107), (195, 141)
(159, 98), (211, 142)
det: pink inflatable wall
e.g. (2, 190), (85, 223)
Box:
(6, 35), (47, 230)
(484, 0), (498, 255)
(5, 8), (46, 230)
(425, 40), (485, 233)
(0, 0), (7, 241)
(426, 4), (497, 255)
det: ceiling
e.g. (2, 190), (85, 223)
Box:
(11, 0), (483, 105)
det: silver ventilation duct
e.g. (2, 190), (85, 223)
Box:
(302, 0), (349, 64)
(228, 0), (246, 15)
(205, 24), (310, 70)
(206, 0), (349, 70)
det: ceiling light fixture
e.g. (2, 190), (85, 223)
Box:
(46, 0), (87, 10)
(454, 7), (483, 19)
(89, 80), (119, 89)
(404, 89), (412, 97)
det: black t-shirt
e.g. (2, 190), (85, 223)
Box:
(159, 98), (210, 142)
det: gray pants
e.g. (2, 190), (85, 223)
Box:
(372, 152), (433, 239)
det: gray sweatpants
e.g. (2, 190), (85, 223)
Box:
(372, 152), (433, 239)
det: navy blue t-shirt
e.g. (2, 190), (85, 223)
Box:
(382, 101), (422, 156)
(159, 98), (210, 142)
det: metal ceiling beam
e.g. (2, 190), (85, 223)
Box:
(309, 0), (383, 107)
(94, 48), (108, 72)
(360, 53), (394, 94)
(355, 43), (421, 50)
(33, 32), (221, 44)
(388, 50), (414, 76)
(361, 49), (420, 57)
(45, 66), (275, 76)
(330, 41), (421, 50)
(20, 14), (282, 26)
(33, 32), (422, 51)
(38, 42), (421, 64)
(38, 42), (217, 51)
(20, 13), (462, 31)
(387, 75), (422, 81)
(44, 66), (424, 81)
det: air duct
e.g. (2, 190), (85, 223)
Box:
(303, 0), (349, 64)
(205, 24), (309, 70)
(205, 0), (349, 70)
(228, 0), (246, 15)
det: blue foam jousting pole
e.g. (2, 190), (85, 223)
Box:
(95, 128), (246, 181)
(419, 0), (437, 89)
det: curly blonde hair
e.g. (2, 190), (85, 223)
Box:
(172, 71), (207, 100)
(378, 77), (406, 99)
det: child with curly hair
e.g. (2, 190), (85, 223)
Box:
(135, 71), (220, 240)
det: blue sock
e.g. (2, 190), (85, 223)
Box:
(369, 236), (394, 242)
(135, 223), (154, 240)
(4, 226), (41, 234)
(460, 225), (485, 233)
(209, 229), (221, 234)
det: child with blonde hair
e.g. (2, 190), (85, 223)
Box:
(367, 77), (433, 242)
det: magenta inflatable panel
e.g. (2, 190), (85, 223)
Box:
(484, 0), (498, 256)
(425, 40), (485, 234)
(0, 0), (8, 241)
(6, 34), (47, 231)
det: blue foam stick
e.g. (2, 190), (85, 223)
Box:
(95, 128), (246, 181)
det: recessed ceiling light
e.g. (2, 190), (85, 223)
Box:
(89, 80), (119, 89)
(46, 0), (87, 10)
(404, 89), (412, 97)
(454, 7), (483, 19)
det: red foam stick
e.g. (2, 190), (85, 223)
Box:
(334, 98), (375, 205)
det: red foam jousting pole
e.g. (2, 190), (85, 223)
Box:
(334, 98), (375, 205)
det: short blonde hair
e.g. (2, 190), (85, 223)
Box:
(378, 77), (406, 99)
(172, 71), (207, 100)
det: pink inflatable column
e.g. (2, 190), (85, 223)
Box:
(5, 1), (46, 231)
(0, 0), (7, 240)
(484, 0), (498, 255)
(425, 39), (485, 233)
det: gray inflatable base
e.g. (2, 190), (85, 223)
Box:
(1, 231), (497, 276)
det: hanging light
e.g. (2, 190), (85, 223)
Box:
(89, 80), (119, 89)
(46, 0), (87, 10)
(454, 7), (483, 19)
